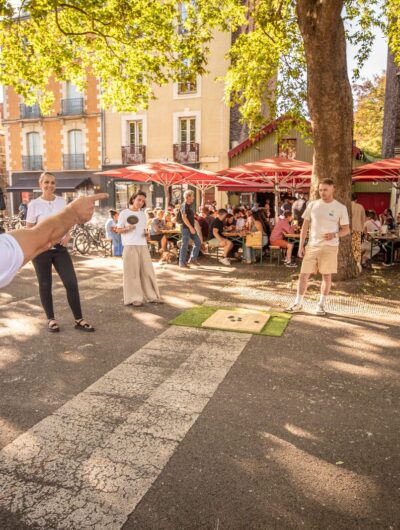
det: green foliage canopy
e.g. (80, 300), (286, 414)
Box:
(0, 1), (397, 135)
(353, 74), (385, 158)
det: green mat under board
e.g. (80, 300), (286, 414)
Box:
(169, 306), (291, 337)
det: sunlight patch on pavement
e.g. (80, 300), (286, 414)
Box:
(259, 432), (378, 518)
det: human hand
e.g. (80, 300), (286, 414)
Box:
(323, 232), (336, 240)
(67, 193), (108, 224)
(190, 228), (196, 235)
(298, 246), (305, 258)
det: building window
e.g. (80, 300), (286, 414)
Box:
(68, 129), (83, 154)
(27, 132), (40, 156)
(61, 82), (84, 115)
(63, 129), (85, 169)
(23, 132), (42, 170)
(174, 117), (199, 164)
(66, 81), (82, 99)
(177, 58), (197, 95)
(277, 138), (297, 159)
(179, 117), (196, 144)
(178, 77), (197, 95)
(128, 121), (143, 146)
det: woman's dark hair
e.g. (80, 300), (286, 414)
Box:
(253, 210), (271, 237)
(283, 211), (292, 219)
(128, 190), (147, 207)
(109, 209), (118, 217)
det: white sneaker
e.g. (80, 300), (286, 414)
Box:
(219, 257), (231, 266)
(284, 303), (303, 313)
(316, 305), (326, 316)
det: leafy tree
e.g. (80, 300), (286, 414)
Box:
(354, 74), (385, 159)
(0, 0), (398, 277)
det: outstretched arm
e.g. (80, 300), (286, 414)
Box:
(9, 193), (108, 264)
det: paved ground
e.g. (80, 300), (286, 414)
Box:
(0, 255), (399, 529)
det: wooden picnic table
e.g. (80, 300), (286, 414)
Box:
(368, 233), (400, 265)
(283, 232), (301, 244)
(222, 231), (248, 250)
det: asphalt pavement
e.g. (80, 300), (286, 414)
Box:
(0, 256), (399, 529)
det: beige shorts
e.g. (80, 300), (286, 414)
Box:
(301, 245), (339, 275)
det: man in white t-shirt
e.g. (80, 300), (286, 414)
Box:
(0, 193), (108, 288)
(285, 179), (350, 316)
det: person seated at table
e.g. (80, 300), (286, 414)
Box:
(163, 211), (175, 230)
(251, 210), (270, 252)
(361, 210), (383, 266)
(149, 210), (167, 252)
(208, 209), (233, 266)
(146, 210), (155, 229)
(225, 213), (236, 231)
(270, 211), (297, 267)
(196, 209), (210, 241)
(224, 213), (243, 259)
(233, 207), (246, 231)
(202, 206), (214, 233)
(384, 216), (396, 232)
(105, 209), (123, 257)
(379, 208), (394, 226)
(245, 209), (254, 230)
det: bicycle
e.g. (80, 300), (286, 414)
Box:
(72, 223), (111, 256)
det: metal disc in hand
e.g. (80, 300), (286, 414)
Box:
(127, 215), (139, 225)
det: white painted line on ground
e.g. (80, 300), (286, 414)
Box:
(0, 327), (251, 529)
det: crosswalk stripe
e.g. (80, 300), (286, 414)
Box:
(0, 327), (251, 529)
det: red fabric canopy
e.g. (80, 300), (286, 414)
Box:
(352, 158), (400, 182)
(217, 157), (312, 190)
(126, 161), (202, 187)
(95, 168), (150, 182)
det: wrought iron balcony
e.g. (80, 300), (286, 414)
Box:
(121, 145), (146, 165)
(22, 155), (43, 171)
(20, 104), (41, 119)
(60, 98), (84, 116)
(63, 154), (85, 170)
(173, 142), (199, 164)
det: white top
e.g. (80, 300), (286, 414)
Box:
(364, 219), (382, 233)
(0, 234), (24, 288)
(117, 209), (147, 246)
(303, 199), (349, 247)
(26, 196), (67, 225)
(235, 218), (246, 231)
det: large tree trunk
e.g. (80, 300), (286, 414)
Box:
(296, 0), (357, 279)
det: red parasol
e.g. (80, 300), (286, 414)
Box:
(218, 157), (312, 219)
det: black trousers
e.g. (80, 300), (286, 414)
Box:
(32, 245), (83, 321)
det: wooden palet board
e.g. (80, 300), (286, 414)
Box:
(201, 309), (271, 333)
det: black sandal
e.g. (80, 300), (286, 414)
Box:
(74, 319), (95, 332)
(48, 319), (60, 333)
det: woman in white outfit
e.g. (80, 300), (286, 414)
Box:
(117, 191), (162, 306)
(26, 172), (95, 332)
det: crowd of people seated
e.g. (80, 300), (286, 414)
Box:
(361, 208), (400, 267)
(104, 194), (307, 266)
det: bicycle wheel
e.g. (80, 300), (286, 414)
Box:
(74, 233), (91, 255)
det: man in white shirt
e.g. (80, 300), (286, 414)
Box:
(0, 193), (108, 288)
(285, 179), (350, 315)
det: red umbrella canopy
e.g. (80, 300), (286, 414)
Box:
(217, 157), (312, 185)
(181, 168), (228, 191)
(95, 168), (150, 182)
(352, 158), (400, 182)
(126, 161), (198, 187)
